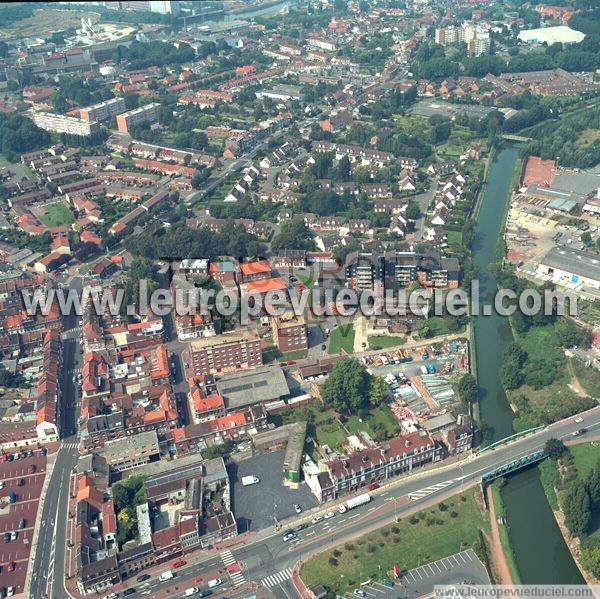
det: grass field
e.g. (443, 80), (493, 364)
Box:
(490, 481), (523, 583)
(345, 404), (401, 441)
(426, 316), (452, 337)
(368, 335), (407, 350)
(328, 324), (355, 355)
(570, 358), (600, 398)
(300, 490), (487, 595)
(538, 459), (560, 510)
(39, 202), (74, 227)
(569, 443), (600, 480)
(445, 230), (463, 246)
(578, 301), (600, 325)
(269, 401), (348, 450)
(508, 323), (596, 431)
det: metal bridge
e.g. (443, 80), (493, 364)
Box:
(482, 450), (547, 483)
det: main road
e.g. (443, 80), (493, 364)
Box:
(122, 405), (600, 599)
(29, 277), (84, 599)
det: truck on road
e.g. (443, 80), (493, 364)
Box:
(242, 475), (260, 486)
(159, 570), (174, 582)
(338, 492), (371, 513)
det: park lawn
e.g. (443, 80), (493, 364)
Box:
(345, 404), (401, 441)
(569, 443), (600, 480)
(426, 316), (451, 337)
(39, 202), (74, 227)
(300, 490), (487, 595)
(278, 349), (308, 361)
(508, 322), (596, 430)
(328, 324), (355, 355)
(299, 274), (315, 289)
(538, 459), (560, 510)
(445, 230), (463, 246)
(570, 357), (600, 398)
(368, 335), (406, 350)
(508, 379), (589, 432)
(269, 401), (348, 451)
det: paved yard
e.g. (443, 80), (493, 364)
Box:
(228, 450), (318, 532)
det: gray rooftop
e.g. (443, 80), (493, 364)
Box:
(423, 413), (456, 433)
(103, 430), (159, 460)
(216, 366), (290, 410)
(540, 246), (600, 283)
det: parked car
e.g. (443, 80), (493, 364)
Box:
(123, 589), (136, 596)
(136, 574), (151, 583)
(294, 504), (302, 514)
(18, 519), (25, 530)
(354, 590), (366, 597)
(311, 515), (323, 524)
(6, 563), (15, 573)
(367, 482), (380, 491)
(172, 559), (187, 569)
(323, 511), (335, 519)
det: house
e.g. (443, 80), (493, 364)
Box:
(320, 110), (353, 133)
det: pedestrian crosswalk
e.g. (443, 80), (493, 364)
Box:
(220, 549), (236, 566)
(409, 479), (458, 500)
(261, 568), (293, 588)
(62, 441), (79, 449)
(219, 550), (246, 587)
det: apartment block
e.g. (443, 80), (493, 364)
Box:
(116, 103), (160, 134)
(185, 331), (263, 376)
(32, 112), (100, 136)
(271, 311), (308, 353)
(435, 21), (490, 56)
(80, 97), (126, 123)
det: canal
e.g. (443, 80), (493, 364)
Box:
(473, 145), (584, 584)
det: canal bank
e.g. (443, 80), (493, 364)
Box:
(472, 144), (584, 584)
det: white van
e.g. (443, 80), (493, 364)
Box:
(208, 578), (222, 588)
(159, 570), (174, 582)
(242, 475), (259, 486)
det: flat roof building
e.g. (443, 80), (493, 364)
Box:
(80, 97), (126, 123)
(216, 365), (290, 410)
(31, 112), (100, 136)
(537, 246), (600, 290)
(116, 103), (160, 134)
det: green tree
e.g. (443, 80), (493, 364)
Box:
(563, 483), (591, 537)
(405, 202), (420, 220)
(581, 547), (600, 578)
(545, 438), (567, 461)
(321, 358), (371, 414)
(369, 375), (388, 406)
(458, 373), (478, 406)
(586, 462), (600, 506)
(271, 218), (314, 252)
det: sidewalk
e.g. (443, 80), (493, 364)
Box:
(23, 446), (58, 599)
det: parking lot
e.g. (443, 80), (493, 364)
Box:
(228, 450), (318, 532)
(343, 549), (490, 598)
(0, 451), (47, 596)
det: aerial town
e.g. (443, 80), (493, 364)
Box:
(0, 1), (599, 598)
